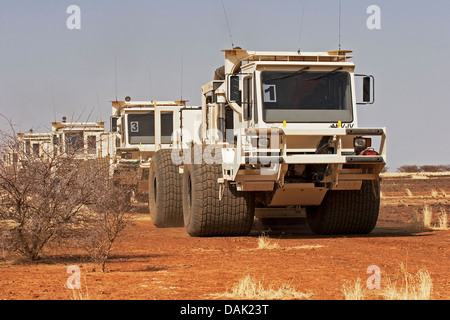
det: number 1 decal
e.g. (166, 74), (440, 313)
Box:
(263, 84), (277, 102)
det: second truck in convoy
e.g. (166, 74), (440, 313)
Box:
(110, 98), (202, 202)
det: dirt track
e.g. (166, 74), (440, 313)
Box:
(0, 174), (449, 300)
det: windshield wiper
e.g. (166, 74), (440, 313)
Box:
(266, 67), (310, 82)
(306, 67), (343, 81)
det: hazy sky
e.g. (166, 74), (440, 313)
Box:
(0, 0), (449, 170)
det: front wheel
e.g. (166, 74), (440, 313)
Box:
(182, 145), (255, 237)
(148, 149), (183, 228)
(306, 181), (380, 235)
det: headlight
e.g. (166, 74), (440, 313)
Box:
(121, 152), (132, 159)
(354, 137), (371, 149)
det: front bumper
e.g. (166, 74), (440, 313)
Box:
(222, 127), (387, 194)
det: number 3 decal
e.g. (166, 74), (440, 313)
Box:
(263, 84), (277, 102)
(130, 121), (139, 133)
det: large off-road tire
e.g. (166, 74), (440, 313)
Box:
(306, 180), (380, 235)
(182, 144), (255, 237)
(148, 149), (183, 228)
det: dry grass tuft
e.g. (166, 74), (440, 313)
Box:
(424, 206), (447, 231)
(255, 233), (324, 251)
(405, 188), (413, 197)
(436, 209), (449, 231)
(342, 264), (433, 300)
(430, 189), (439, 197)
(71, 288), (90, 300)
(257, 233), (280, 250)
(409, 210), (425, 231)
(342, 278), (366, 300)
(422, 205), (433, 229)
(409, 205), (449, 231)
(211, 275), (312, 300)
(382, 264), (433, 300)
(68, 276), (90, 300)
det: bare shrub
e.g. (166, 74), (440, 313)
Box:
(0, 118), (106, 261)
(397, 165), (421, 173)
(397, 164), (450, 173)
(420, 165), (450, 173)
(72, 182), (134, 272)
(0, 115), (132, 266)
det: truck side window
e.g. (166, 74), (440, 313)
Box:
(87, 136), (97, 154)
(161, 112), (174, 144)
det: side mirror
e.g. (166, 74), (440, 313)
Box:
(229, 75), (242, 105)
(111, 117), (118, 132)
(52, 135), (59, 145)
(356, 74), (375, 105)
(243, 77), (252, 121)
(363, 76), (371, 103)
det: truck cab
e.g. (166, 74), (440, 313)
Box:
(111, 99), (201, 199)
(51, 120), (108, 160)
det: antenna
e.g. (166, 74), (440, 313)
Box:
(115, 56), (118, 101)
(297, 0), (306, 53)
(148, 66), (153, 101)
(338, 0), (342, 50)
(220, 0), (235, 48)
(52, 91), (57, 122)
(96, 92), (102, 121)
(180, 58), (184, 101)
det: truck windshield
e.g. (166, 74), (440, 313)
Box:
(65, 131), (84, 153)
(261, 71), (353, 123)
(128, 113), (155, 144)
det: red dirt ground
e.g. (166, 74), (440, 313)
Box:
(0, 174), (449, 300)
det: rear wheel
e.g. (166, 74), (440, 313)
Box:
(306, 181), (380, 235)
(148, 149), (183, 227)
(182, 144), (255, 237)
